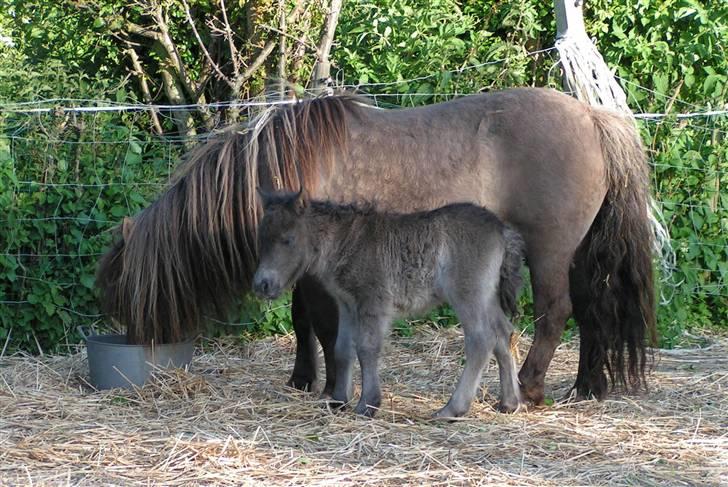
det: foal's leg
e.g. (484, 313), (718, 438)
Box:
(330, 304), (356, 407)
(353, 313), (388, 418)
(303, 276), (339, 397)
(518, 254), (573, 405)
(434, 305), (495, 419)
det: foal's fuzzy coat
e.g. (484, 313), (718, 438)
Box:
(253, 191), (524, 418)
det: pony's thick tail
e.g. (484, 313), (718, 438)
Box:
(499, 225), (525, 317)
(572, 107), (657, 397)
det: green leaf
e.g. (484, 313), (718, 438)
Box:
(80, 274), (96, 289)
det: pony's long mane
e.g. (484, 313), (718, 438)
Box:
(97, 95), (360, 344)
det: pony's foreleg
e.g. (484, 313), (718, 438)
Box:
(289, 276), (339, 395)
(518, 263), (573, 405)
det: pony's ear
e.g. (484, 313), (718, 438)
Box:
(292, 186), (309, 213)
(121, 217), (134, 241)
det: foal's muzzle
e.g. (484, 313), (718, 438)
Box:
(252, 270), (282, 300)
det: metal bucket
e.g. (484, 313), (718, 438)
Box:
(82, 331), (194, 390)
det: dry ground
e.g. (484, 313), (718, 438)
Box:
(1, 327), (726, 486)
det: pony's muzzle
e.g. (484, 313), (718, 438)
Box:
(252, 271), (282, 300)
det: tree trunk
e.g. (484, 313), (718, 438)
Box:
(312, 0), (343, 94)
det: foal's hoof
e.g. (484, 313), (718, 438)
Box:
(319, 381), (336, 399)
(354, 403), (379, 418)
(432, 405), (467, 420)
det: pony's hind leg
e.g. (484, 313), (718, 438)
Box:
(518, 254), (573, 405)
(570, 245), (609, 400)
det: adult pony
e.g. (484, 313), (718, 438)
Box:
(96, 88), (656, 405)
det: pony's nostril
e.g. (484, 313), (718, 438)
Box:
(261, 279), (270, 293)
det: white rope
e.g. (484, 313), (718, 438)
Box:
(554, 35), (630, 113)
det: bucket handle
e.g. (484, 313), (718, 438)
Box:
(76, 325), (97, 341)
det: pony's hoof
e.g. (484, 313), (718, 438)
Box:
(287, 375), (315, 392)
(324, 397), (348, 413)
(519, 384), (545, 406)
(570, 378), (608, 402)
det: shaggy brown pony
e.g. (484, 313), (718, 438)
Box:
(96, 88), (656, 405)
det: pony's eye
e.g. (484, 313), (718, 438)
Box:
(281, 236), (294, 246)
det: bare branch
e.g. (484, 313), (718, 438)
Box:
(219, 0), (240, 78)
(277, 0), (287, 98)
(286, 0), (305, 25)
(125, 21), (159, 40)
(312, 0), (343, 91)
(126, 47), (163, 135)
(150, 4), (198, 103)
(235, 40), (277, 92)
(260, 24), (316, 52)
(290, 5), (312, 83)
(181, 0), (234, 90)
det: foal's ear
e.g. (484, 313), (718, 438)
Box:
(292, 186), (309, 213)
(121, 217), (134, 241)
(256, 187), (274, 207)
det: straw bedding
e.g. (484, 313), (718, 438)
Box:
(1, 327), (726, 486)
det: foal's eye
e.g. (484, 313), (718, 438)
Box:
(281, 236), (294, 246)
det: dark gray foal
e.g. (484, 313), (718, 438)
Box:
(252, 190), (524, 418)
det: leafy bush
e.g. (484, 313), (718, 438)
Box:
(0, 58), (181, 351)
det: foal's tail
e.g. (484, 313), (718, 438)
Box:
(573, 107), (657, 397)
(499, 225), (525, 317)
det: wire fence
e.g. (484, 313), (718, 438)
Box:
(0, 55), (726, 348)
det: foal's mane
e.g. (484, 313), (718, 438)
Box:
(97, 95), (363, 344)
